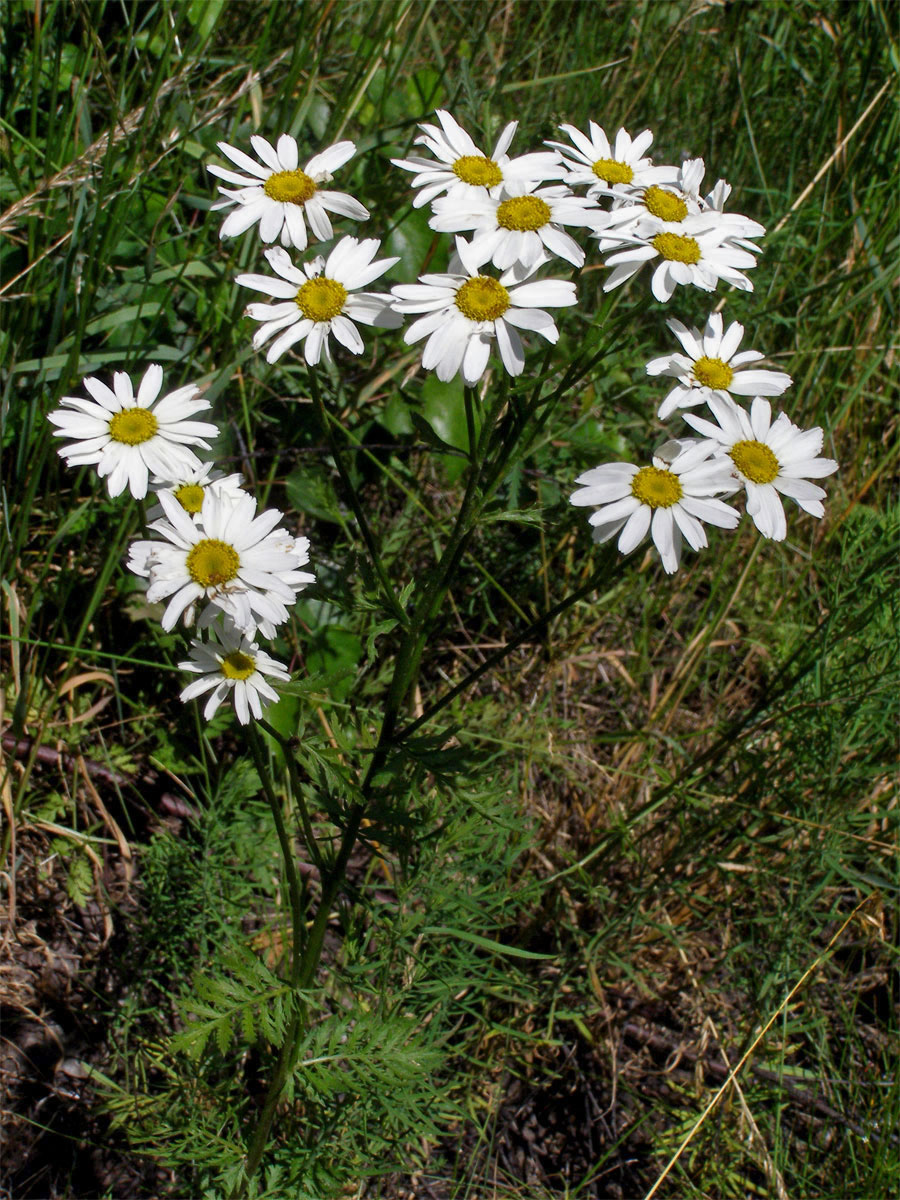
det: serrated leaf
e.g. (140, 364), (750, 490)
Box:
(365, 617), (399, 664)
(479, 507), (544, 527)
(66, 855), (93, 906)
(215, 1017), (231, 1055)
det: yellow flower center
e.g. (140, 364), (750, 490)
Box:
(591, 158), (633, 185)
(295, 277), (348, 322)
(643, 185), (688, 223)
(221, 650), (256, 681)
(174, 483), (206, 514)
(454, 275), (510, 322)
(631, 465), (683, 508)
(263, 169), (317, 205)
(108, 407), (158, 445)
(186, 539), (240, 588)
(692, 356), (734, 390)
(729, 439), (780, 485)
(452, 155), (503, 187)
(652, 232), (701, 264)
(496, 195), (552, 232)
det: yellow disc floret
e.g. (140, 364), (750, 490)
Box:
(643, 185), (688, 224)
(652, 232), (701, 264)
(452, 155), (503, 187)
(729, 440), (780, 484)
(631, 465), (683, 508)
(108, 407), (159, 445)
(174, 483), (206, 514)
(591, 158), (633, 185)
(295, 277), (348, 322)
(263, 169), (317, 205)
(454, 276), (510, 322)
(221, 650), (257, 680)
(496, 195), (552, 232)
(692, 356), (734, 390)
(186, 539), (240, 588)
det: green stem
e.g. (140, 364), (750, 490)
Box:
(247, 726), (306, 982)
(258, 719), (324, 872)
(237, 727), (313, 1199)
(236, 798), (367, 1196)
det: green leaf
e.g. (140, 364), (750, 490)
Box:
(66, 854), (93, 907)
(383, 204), (435, 270)
(84, 303), (164, 335)
(378, 394), (414, 437)
(421, 925), (555, 960)
(285, 466), (343, 524)
(187, 0), (225, 39)
(421, 373), (474, 454)
(306, 627), (363, 702)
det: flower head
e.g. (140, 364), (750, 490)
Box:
(599, 221), (762, 302)
(598, 158), (707, 231)
(236, 238), (401, 364)
(570, 439), (739, 573)
(48, 365), (218, 499)
(128, 489), (315, 633)
(647, 312), (792, 419)
(683, 395), (838, 540)
(208, 135), (368, 249)
(390, 237), (576, 386)
(179, 617), (291, 726)
(391, 110), (563, 209)
(546, 122), (678, 196)
(148, 463), (246, 523)
(429, 181), (604, 272)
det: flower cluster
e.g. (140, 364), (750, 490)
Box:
(49, 359), (313, 723)
(550, 120), (838, 569)
(47, 108), (839, 721)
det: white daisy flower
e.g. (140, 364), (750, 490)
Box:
(390, 237), (577, 386)
(428, 181), (604, 272)
(600, 220), (761, 302)
(147, 464), (246, 523)
(179, 618), (291, 726)
(47, 365), (218, 500)
(683, 395), (839, 541)
(236, 237), (401, 365)
(391, 109), (563, 209)
(128, 489), (315, 633)
(208, 134), (368, 250)
(647, 312), (792, 419)
(195, 527), (313, 641)
(595, 161), (766, 282)
(570, 439), (740, 574)
(545, 122), (678, 195)
(597, 157), (707, 233)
